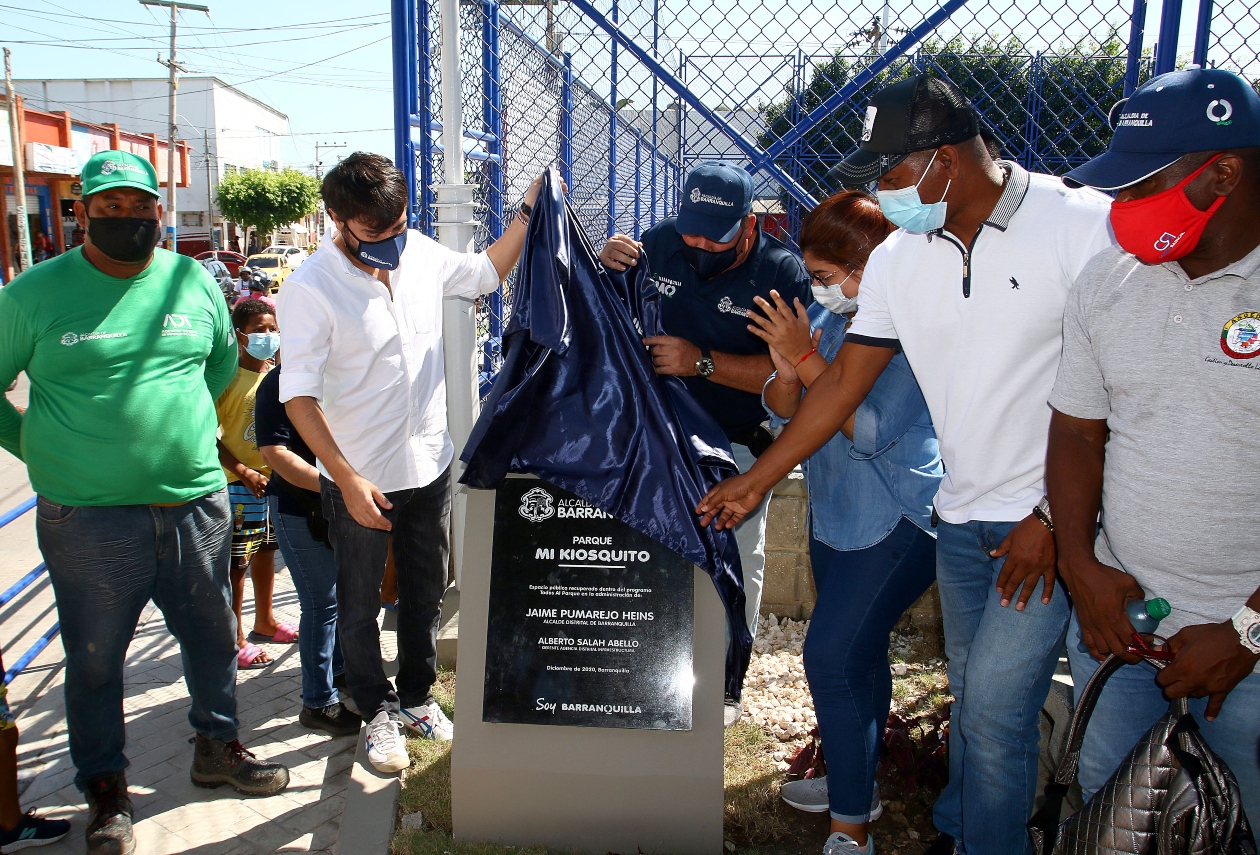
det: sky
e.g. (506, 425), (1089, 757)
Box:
(0, 0), (1245, 181)
(0, 0), (396, 173)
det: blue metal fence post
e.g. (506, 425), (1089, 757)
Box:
(560, 52), (574, 187)
(607, 0), (619, 238)
(1192, 0), (1213, 67)
(482, 0), (504, 241)
(650, 0), (659, 226)
(634, 136), (642, 239)
(1154, 0), (1183, 75)
(392, 0), (419, 227)
(1124, 0), (1149, 94)
(418, 0), (435, 234)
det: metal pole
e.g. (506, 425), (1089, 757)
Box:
(1192, 0), (1213, 67)
(204, 129), (215, 249)
(1124, 0), (1148, 94)
(1154, 0), (1183, 75)
(560, 52), (574, 187)
(167, 1), (178, 249)
(138, 1), (210, 253)
(435, 0), (481, 590)
(650, 0), (658, 225)
(607, 0), (618, 238)
(3, 48), (32, 272)
(392, 0), (419, 227)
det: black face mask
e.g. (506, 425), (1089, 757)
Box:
(87, 216), (162, 263)
(679, 223), (745, 280)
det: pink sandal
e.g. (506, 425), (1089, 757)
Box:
(237, 644), (271, 669)
(248, 622), (298, 644)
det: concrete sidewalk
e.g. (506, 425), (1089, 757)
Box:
(0, 377), (359, 855)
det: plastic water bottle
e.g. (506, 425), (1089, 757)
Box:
(1076, 598), (1171, 654)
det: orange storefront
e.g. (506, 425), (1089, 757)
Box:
(2, 94), (189, 284)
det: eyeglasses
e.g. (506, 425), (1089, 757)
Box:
(811, 265), (861, 288)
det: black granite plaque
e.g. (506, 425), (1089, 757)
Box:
(482, 478), (694, 730)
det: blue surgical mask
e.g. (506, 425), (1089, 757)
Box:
(345, 223), (407, 271)
(877, 149), (951, 233)
(244, 331), (280, 361)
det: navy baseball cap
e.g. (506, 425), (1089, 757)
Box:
(676, 161), (754, 242)
(1064, 67), (1260, 191)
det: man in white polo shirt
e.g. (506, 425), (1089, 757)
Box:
(1047, 67), (1260, 822)
(698, 75), (1113, 855)
(278, 153), (541, 774)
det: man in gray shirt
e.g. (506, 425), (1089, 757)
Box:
(1046, 66), (1260, 819)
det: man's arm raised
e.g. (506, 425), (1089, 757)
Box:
(284, 396), (394, 531)
(697, 341), (894, 529)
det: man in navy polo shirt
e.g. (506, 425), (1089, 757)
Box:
(600, 161), (812, 722)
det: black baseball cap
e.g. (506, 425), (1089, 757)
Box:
(1064, 67), (1260, 191)
(829, 74), (981, 187)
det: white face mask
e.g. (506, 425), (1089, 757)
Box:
(812, 283), (860, 315)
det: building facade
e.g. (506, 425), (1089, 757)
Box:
(13, 77), (292, 254)
(1, 93), (189, 283)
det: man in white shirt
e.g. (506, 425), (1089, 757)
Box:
(698, 76), (1114, 855)
(277, 152), (541, 774)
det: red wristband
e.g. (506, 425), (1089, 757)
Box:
(794, 347), (817, 369)
(775, 373), (801, 387)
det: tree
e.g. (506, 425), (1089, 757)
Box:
(216, 168), (320, 240)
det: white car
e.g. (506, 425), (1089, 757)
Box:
(263, 245), (307, 269)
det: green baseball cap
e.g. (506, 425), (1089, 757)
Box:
(81, 150), (160, 198)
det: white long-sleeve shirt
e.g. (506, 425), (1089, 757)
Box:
(276, 229), (499, 493)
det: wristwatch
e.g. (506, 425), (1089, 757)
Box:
(1032, 496), (1053, 532)
(695, 347), (715, 378)
(1232, 605), (1260, 655)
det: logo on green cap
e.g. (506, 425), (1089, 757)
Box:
(82, 150), (159, 197)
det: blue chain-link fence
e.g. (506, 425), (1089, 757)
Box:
(392, 0), (1258, 391)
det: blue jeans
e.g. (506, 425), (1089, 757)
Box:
(805, 518), (937, 822)
(269, 497), (343, 709)
(35, 490), (239, 789)
(933, 519), (1070, 855)
(321, 470), (450, 719)
(1065, 614), (1260, 821)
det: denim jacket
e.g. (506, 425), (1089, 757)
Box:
(765, 304), (943, 551)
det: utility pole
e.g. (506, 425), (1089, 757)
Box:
(139, 0), (209, 253)
(3, 48), (32, 272)
(313, 141), (345, 240)
(204, 128), (215, 249)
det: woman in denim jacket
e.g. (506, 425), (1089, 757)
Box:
(751, 191), (943, 855)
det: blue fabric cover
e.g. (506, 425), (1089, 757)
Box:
(460, 167), (752, 698)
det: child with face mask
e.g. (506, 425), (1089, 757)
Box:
(215, 299), (295, 670)
(747, 191), (943, 855)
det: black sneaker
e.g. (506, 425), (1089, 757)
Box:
(189, 735), (290, 796)
(923, 833), (956, 855)
(0, 808), (71, 850)
(300, 702), (362, 737)
(83, 773), (134, 855)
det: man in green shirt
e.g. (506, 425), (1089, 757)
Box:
(0, 151), (289, 855)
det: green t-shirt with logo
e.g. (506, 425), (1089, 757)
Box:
(0, 247), (238, 505)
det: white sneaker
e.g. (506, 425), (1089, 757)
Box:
(400, 700), (454, 741)
(823, 830), (875, 854)
(364, 710), (410, 773)
(781, 776), (883, 821)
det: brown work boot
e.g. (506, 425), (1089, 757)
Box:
(83, 772), (135, 855)
(189, 735), (290, 796)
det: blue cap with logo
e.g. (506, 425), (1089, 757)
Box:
(675, 161), (754, 243)
(1064, 67), (1260, 191)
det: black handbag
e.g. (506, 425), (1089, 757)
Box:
(1028, 654), (1256, 855)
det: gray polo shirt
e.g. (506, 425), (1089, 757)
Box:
(1050, 243), (1260, 640)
